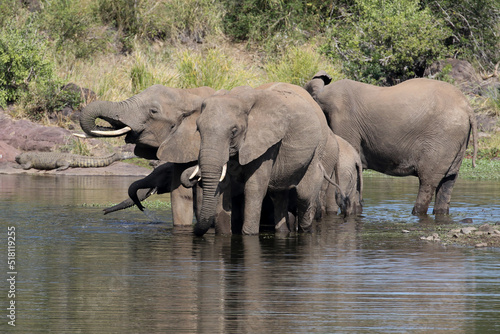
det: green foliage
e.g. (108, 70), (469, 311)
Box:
(265, 46), (343, 86)
(221, 0), (327, 51)
(0, 0), (22, 27)
(39, 0), (110, 58)
(130, 46), (177, 94)
(130, 60), (155, 94)
(59, 137), (92, 155)
(0, 20), (56, 108)
(321, 0), (451, 84)
(460, 158), (500, 180)
(19, 80), (83, 121)
(423, 0), (500, 67)
(96, 0), (224, 49)
(176, 49), (242, 90)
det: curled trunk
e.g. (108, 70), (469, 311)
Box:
(79, 101), (131, 137)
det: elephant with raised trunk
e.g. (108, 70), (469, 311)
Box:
(182, 83), (347, 236)
(304, 71), (477, 215)
(78, 85), (215, 227)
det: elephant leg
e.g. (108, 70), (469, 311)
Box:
(171, 185), (194, 226)
(241, 161), (273, 235)
(325, 181), (339, 215)
(412, 178), (437, 216)
(269, 191), (291, 233)
(433, 174), (457, 215)
(215, 180), (232, 235)
(296, 171), (322, 232)
(171, 164), (194, 226)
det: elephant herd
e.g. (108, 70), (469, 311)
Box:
(78, 71), (477, 236)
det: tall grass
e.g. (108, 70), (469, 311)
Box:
(176, 48), (257, 89)
(265, 45), (344, 86)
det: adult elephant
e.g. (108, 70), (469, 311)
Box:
(304, 71), (477, 215)
(78, 85), (216, 227)
(181, 83), (346, 236)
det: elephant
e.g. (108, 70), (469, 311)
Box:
(78, 85), (291, 234)
(78, 85), (216, 227)
(304, 71), (477, 215)
(181, 82), (347, 236)
(329, 134), (363, 216)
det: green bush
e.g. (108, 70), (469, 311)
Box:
(0, 0), (22, 27)
(321, 0), (451, 84)
(265, 45), (343, 86)
(423, 0), (500, 67)
(96, 0), (224, 48)
(221, 0), (326, 52)
(39, 0), (110, 58)
(0, 21), (56, 108)
(176, 49), (242, 90)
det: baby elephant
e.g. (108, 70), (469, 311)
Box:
(330, 134), (363, 216)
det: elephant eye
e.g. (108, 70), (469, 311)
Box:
(150, 108), (158, 114)
(231, 127), (238, 136)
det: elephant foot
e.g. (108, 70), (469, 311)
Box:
(275, 219), (290, 233)
(411, 205), (429, 216)
(432, 207), (450, 215)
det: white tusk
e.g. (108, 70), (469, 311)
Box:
(219, 163), (227, 182)
(189, 165), (200, 180)
(73, 133), (88, 138)
(91, 126), (132, 136)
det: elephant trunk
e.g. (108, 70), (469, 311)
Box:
(128, 179), (148, 211)
(194, 149), (228, 236)
(79, 100), (132, 137)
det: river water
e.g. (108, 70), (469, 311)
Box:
(0, 173), (499, 333)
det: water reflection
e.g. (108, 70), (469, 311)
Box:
(0, 174), (499, 333)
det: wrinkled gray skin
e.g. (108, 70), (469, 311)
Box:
(304, 71), (477, 215)
(103, 162), (174, 214)
(79, 85), (215, 227)
(182, 83), (345, 236)
(328, 134), (363, 216)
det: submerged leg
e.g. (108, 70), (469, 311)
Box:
(412, 178), (436, 216)
(171, 164), (194, 226)
(433, 174), (458, 215)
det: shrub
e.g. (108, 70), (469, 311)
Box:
(39, 0), (110, 58)
(0, 0), (22, 28)
(19, 80), (83, 121)
(130, 49), (177, 94)
(176, 49), (244, 90)
(265, 45), (344, 86)
(321, 0), (451, 84)
(96, 0), (224, 47)
(221, 0), (327, 53)
(0, 21), (56, 109)
(423, 0), (500, 67)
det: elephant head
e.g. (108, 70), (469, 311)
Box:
(79, 85), (215, 161)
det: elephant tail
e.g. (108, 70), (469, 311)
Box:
(319, 163), (351, 217)
(469, 111), (478, 168)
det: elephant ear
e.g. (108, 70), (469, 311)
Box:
(157, 112), (201, 163)
(238, 93), (288, 165)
